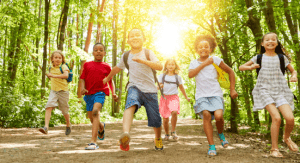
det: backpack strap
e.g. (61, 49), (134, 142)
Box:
(123, 50), (130, 70)
(175, 74), (179, 87)
(278, 54), (285, 75)
(48, 66), (51, 73)
(162, 73), (167, 84)
(145, 49), (165, 98)
(256, 54), (263, 76)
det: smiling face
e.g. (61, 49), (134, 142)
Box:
(196, 41), (212, 58)
(52, 52), (63, 67)
(127, 29), (145, 49)
(93, 44), (106, 62)
(261, 33), (278, 51)
(166, 60), (176, 73)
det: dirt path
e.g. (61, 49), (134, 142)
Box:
(0, 119), (299, 163)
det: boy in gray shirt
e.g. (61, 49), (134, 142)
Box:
(103, 28), (163, 151)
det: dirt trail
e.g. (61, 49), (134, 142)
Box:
(0, 119), (299, 163)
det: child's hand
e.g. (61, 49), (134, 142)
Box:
(81, 88), (88, 95)
(289, 76), (298, 82)
(103, 77), (109, 85)
(230, 89), (238, 99)
(159, 83), (164, 88)
(112, 94), (118, 102)
(250, 64), (260, 70)
(132, 55), (144, 63)
(203, 57), (213, 66)
(47, 73), (53, 78)
(186, 97), (191, 102)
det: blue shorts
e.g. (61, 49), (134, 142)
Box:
(193, 96), (224, 120)
(83, 92), (106, 111)
(125, 86), (161, 128)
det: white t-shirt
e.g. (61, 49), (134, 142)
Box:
(117, 48), (160, 93)
(158, 74), (183, 95)
(189, 56), (224, 100)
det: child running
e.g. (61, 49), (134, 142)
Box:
(103, 28), (164, 151)
(188, 35), (238, 156)
(39, 50), (71, 135)
(80, 43), (118, 150)
(239, 32), (298, 157)
(158, 58), (190, 141)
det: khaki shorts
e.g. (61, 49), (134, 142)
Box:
(45, 90), (69, 115)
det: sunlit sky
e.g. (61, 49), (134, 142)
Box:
(154, 17), (182, 58)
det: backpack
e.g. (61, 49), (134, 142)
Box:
(161, 73), (179, 95)
(123, 49), (164, 98)
(256, 54), (297, 101)
(49, 63), (73, 83)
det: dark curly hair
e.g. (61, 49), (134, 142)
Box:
(194, 35), (217, 53)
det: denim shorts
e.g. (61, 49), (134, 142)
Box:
(84, 92), (106, 111)
(125, 86), (161, 128)
(193, 96), (224, 120)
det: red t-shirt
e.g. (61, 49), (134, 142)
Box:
(80, 61), (111, 96)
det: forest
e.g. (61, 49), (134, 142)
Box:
(0, 0), (299, 141)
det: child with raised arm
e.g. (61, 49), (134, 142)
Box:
(103, 28), (164, 151)
(80, 43), (118, 150)
(39, 50), (72, 135)
(239, 32), (298, 157)
(158, 58), (190, 141)
(189, 35), (238, 156)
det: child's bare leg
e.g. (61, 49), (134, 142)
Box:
(203, 110), (214, 145)
(45, 107), (54, 128)
(278, 104), (294, 139)
(171, 111), (177, 132)
(91, 103), (102, 143)
(123, 106), (136, 133)
(87, 111), (93, 123)
(265, 104), (281, 150)
(153, 126), (162, 139)
(163, 118), (169, 135)
(63, 113), (71, 127)
(214, 109), (224, 134)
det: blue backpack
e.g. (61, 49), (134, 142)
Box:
(49, 63), (73, 83)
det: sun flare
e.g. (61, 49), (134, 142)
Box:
(154, 18), (183, 59)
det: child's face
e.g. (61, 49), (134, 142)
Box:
(262, 33), (278, 51)
(166, 61), (176, 73)
(52, 53), (63, 66)
(127, 29), (145, 49)
(197, 41), (212, 58)
(93, 44), (106, 61)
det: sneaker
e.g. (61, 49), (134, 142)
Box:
(155, 138), (163, 150)
(163, 134), (170, 141)
(65, 126), (71, 135)
(39, 127), (48, 134)
(85, 143), (99, 150)
(171, 131), (179, 141)
(119, 132), (130, 151)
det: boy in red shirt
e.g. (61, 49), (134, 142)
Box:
(80, 43), (118, 150)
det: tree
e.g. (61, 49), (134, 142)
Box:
(57, 0), (70, 51)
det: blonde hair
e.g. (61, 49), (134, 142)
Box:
(163, 58), (180, 74)
(50, 50), (66, 66)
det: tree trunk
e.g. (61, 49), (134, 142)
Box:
(96, 0), (106, 43)
(57, 0), (70, 51)
(111, 0), (119, 116)
(245, 0), (263, 53)
(76, 14), (79, 46)
(116, 8), (128, 113)
(283, 0), (300, 98)
(42, 0), (50, 99)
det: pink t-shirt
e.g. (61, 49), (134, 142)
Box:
(80, 61), (111, 96)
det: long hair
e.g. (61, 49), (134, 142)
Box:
(163, 58), (180, 74)
(50, 50), (66, 66)
(260, 32), (291, 61)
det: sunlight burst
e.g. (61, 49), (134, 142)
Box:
(154, 18), (183, 59)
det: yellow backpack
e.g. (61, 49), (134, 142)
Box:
(212, 63), (230, 89)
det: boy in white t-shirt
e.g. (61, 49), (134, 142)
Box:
(103, 28), (164, 151)
(188, 35), (238, 156)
